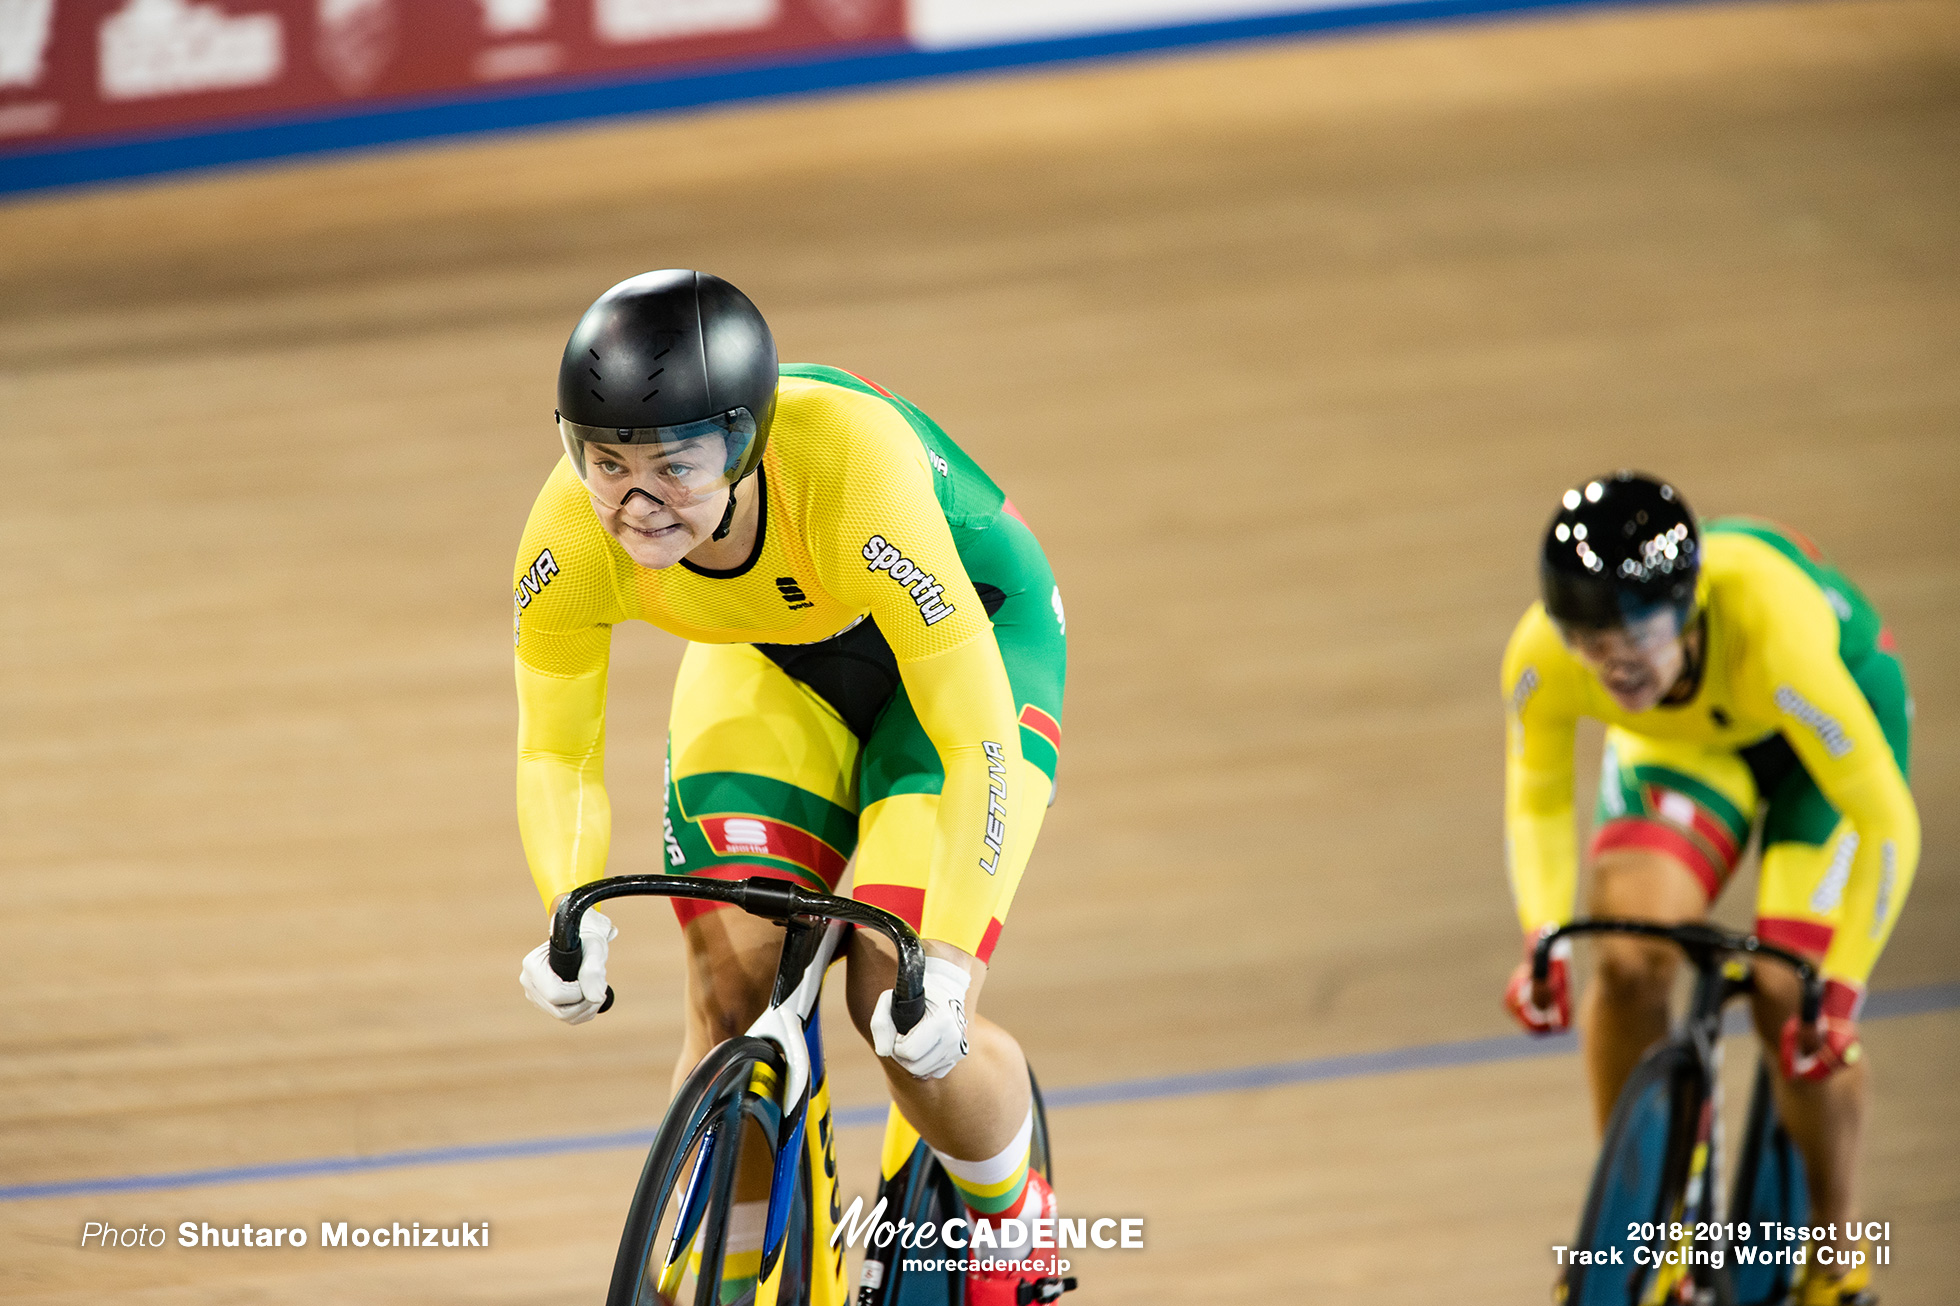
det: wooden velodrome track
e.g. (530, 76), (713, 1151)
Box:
(2, 1), (1956, 1300)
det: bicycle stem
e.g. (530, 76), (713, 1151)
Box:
(1533, 918), (1823, 1026)
(547, 873), (929, 1033)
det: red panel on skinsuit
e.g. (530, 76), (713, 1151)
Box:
(1592, 818), (1725, 900)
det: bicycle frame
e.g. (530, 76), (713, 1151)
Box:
(550, 874), (928, 1306)
(1541, 919), (1823, 1306)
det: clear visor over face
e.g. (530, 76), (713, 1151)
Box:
(1555, 604), (1686, 663)
(558, 409), (757, 511)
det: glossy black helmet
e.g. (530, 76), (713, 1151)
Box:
(555, 270), (777, 531)
(1541, 471), (1699, 631)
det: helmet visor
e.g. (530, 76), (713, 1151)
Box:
(1553, 604), (1686, 656)
(558, 408), (758, 511)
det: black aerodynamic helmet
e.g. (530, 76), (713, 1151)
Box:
(555, 270), (778, 537)
(1540, 471), (1700, 631)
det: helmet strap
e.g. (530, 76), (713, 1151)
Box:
(710, 475), (745, 543)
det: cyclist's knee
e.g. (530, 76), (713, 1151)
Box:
(841, 930), (992, 1048)
(1745, 960), (1852, 1069)
(1585, 849), (1705, 1014)
(681, 910), (779, 1045)
(1592, 937), (1677, 1013)
(691, 987), (767, 1046)
(1591, 848), (1712, 921)
(842, 926), (897, 1043)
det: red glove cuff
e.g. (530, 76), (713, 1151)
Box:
(1779, 978), (1865, 1082)
(1503, 929), (1572, 1035)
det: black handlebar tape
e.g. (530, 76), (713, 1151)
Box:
(890, 987), (926, 1036)
(1799, 979), (1822, 1027)
(1531, 936), (1554, 986)
(547, 936), (616, 1015)
(887, 936), (928, 1037)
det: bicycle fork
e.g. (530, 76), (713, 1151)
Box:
(661, 920), (853, 1306)
(1643, 959), (1754, 1306)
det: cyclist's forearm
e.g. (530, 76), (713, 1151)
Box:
(916, 738), (1019, 956)
(1820, 782), (1921, 987)
(899, 639), (1023, 957)
(1759, 631), (1918, 985)
(1501, 624), (1580, 937)
(517, 752), (613, 907)
(1505, 723), (1580, 934)
(516, 660), (613, 907)
(1506, 797), (1579, 935)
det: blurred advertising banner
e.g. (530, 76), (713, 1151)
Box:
(0, 0), (903, 148)
(0, 0), (1523, 189)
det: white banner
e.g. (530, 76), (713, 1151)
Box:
(908, 0), (1364, 51)
(594, 0), (778, 44)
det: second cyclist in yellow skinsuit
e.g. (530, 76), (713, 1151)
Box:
(1504, 521), (1916, 984)
(1500, 472), (1915, 1306)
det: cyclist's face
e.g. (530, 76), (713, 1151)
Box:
(583, 439), (731, 569)
(1559, 610), (1686, 714)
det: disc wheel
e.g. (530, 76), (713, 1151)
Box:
(1728, 1058), (1809, 1306)
(1563, 1042), (1732, 1306)
(608, 1036), (795, 1306)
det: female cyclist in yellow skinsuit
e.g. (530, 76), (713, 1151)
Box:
(510, 271), (1067, 1304)
(1501, 472), (1917, 1306)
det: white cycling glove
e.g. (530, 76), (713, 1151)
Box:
(871, 956), (971, 1080)
(519, 910), (615, 1025)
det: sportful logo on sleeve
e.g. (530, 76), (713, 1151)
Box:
(861, 535), (956, 625)
(1774, 684), (1853, 758)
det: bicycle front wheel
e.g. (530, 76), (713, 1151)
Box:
(1727, 1058), (1808, 1306)
(608, 1036), (792, 1306)
(1563, 1041), (1731, 1306)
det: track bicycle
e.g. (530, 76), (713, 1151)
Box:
(548, 873), (1074, 1306)
(1543, 920), (1826, 1306)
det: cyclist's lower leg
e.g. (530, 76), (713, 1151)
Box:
(847, 928), (1060, 1301)
(676, 906), (784, 1091)
(1749, 961), (1870, 1267)
(1580, 851), (1710, 1132)
(1750, 838), (1876, 1301)
(845, 927), (1033, 1162)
